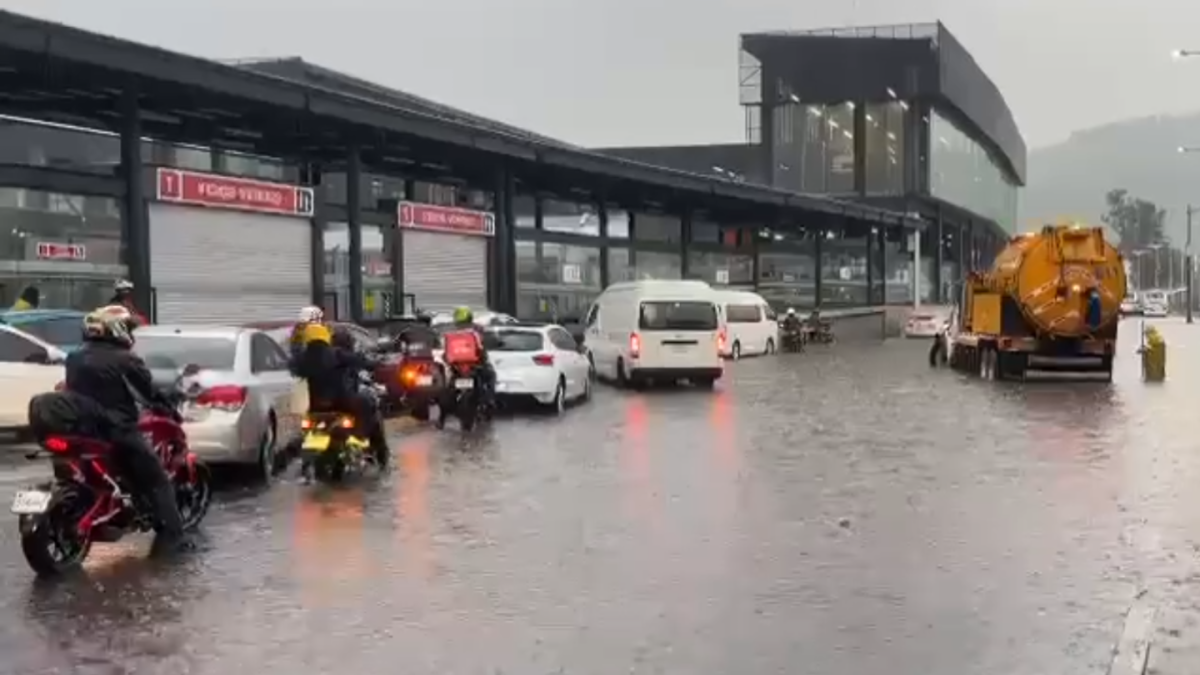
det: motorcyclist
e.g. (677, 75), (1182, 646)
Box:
(108, 279), (150, 326)
(781, 308), (802, 333)
(438, 306), (495, 427)
(291, 322), (390, 473)
(55, 305), (187, 554)
(276, 305), (328, 474)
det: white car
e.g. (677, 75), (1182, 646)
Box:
(487, 323), (592, 413)
(1143, 302), (1169, 318)
(905, 309), (949, 338)
(134, 325), (302, 483)
(0, 325), (67, 431)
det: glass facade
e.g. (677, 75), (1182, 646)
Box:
(323, 222), (351, 320)
(633, 212), (681, 243)
(514, 195), (536, 229)
(516, 242), (602, 322)
(863, 102), (906, 195)
(688, 250), (753, 286)
(0, 188), (125, 310)
(543, 199), (600, 236)
(772, 102), (856, 194)
(929, 109), (1018, 233)
(607, 207), (630, 239)
(820, 232), (870, 307)
(361, 224), (395, 320)
(758, 238), (817, 309)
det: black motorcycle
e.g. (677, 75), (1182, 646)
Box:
(781, 326), (805, 353)
(436, 362), (492, 432)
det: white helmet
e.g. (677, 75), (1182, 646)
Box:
(297, 305), (325, 323)
(114, 279), (134, 292)
(786, 308), (796, 316)
(83, 304), (137, 347)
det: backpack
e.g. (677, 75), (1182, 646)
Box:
(443, 329), (482, 366)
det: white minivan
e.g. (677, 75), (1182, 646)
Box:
(713, 289), (778, 359)
(584, 280), (723, 389)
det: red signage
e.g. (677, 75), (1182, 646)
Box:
(397, 201), (494, 237)
(156, 168), (314, 217)
(36, 242), (86, 261)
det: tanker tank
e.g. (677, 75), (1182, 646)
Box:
(949, 224), (1126, 381)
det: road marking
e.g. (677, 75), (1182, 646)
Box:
(1108, 593), (1156, 675)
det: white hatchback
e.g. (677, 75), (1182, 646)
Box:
(487, 324), (592, 413)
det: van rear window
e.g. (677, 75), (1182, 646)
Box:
(725, 304), (763, 323)
(639, 301), (718, 331)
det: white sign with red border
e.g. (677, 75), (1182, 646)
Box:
(397, 201), (495, 237)
(156, 168), (314, 217)
(36, 242), (86, 261)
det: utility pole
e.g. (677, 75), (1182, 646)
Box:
(1188, 205), (1196, 323)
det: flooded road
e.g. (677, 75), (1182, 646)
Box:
(1, 317), (1198, 674)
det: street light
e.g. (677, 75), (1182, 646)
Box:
(1174, 49), (1200, 59)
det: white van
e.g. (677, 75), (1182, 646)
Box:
(584, 280), (723, 388)
(713, 289), (778, 359)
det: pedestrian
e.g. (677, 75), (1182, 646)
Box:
(108, 279), (149, 325)
(10, 285), (40, 311)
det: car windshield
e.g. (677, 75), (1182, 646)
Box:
(14, 317), (83, 347)
(487, 330), (544, 352)
(639, 301), (718, 331)
(134, 335), (237, 371)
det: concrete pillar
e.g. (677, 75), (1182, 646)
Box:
(346, 147), (364, 322)
(119, 89), (152, 316)
(490, 169), (516, 314)
(303, 163), (325, 307)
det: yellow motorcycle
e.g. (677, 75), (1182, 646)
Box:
(300, 412), (372, 483)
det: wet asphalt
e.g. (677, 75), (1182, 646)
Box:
(0, 318), (1199, 674)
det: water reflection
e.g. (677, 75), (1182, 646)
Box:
(618, 394), (655, 526)
(394, 435), (432, 579)
(292, 486), (367, 604)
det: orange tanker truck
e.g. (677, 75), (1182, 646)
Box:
(948, 223), (1126, 381)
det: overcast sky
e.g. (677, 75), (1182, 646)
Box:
(4, 0), (1200, 150)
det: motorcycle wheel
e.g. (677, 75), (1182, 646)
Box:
(20, 482), (94, 577)
(314, 453), (347, 483)
(175, 461), (213, 531)
(457, 393), (477, 432)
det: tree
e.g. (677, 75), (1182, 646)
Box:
(1102, 189), (1180, 291)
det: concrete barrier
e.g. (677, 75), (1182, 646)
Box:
(821, 307), (887, 342)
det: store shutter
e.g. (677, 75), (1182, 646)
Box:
(402, 230), (487, 312)
(149, 204), (311, 324)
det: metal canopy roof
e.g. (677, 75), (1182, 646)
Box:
(0, 10), (919, 229)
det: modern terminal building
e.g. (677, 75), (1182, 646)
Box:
(602, 22), (1026, 306)
(0, 10), (926, 326)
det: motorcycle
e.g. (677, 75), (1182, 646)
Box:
(13, 365), (213, 577)
(437, 363), (491, 432)
(394, 340), (444, 422)
(781, 326), (805, 353)
(299, 410), (373, 483)
(804, 319), (836, 345)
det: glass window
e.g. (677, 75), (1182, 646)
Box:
(606, 207), (630, 239)
(516, 241), (539, 284)
(864, 102), (906, 195)
(251, 333), (289, 372)
(692, 218), (721, 244)
(930, 109), (1018, 234)
(144, 141), (212, 171)
(688, 251), (753, 286)
(0, 118), (120, 175)
(638, 301), (718, 331)
(633, 212), (681, 243)
(631, 250), (681, 280)
(489, 329), (544, 352)
(758, 242), (817, 309)
(323, 222), (351, 321)
(515, 195), (536, 229)
(16, 317), (82, 348)
(516, 243), (602, 323)
(821, 231), (869, 307)
(362, 224), (394, 320)
(726, 304), (763, 323)
(222, 151), (286, 181)
(774, 102), (856, 193)
(543, 199), (600, 236)
(0, 329), (45, 362)
(133, 335), (237, 371)
(549, 328), (577, 351)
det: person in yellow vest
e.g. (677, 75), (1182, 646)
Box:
(10, 285), (39, 311)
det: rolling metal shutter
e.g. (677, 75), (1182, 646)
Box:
(149, 204), (311, 324)
(402, 230), (487, 312)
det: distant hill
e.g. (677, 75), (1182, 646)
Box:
(1021, 113), (1200, 244)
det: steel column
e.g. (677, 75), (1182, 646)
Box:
(346, 147), (364, 322)
(119, 89), (152, 316)
(304, 163), (326, 307)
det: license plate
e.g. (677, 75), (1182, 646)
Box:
(302, 433), (331, 452)
(455, 378), (474, 390)
(671, 345), (692, 353)
(11, 490), (51, 515)
(416, 375), (433, 386)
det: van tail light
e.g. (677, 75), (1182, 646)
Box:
(629, 332), (641, 359)
(196, 385), (247, 411)
(717, 329), (727, 353)
(54, 381), (65, 392)
(532, 354), (555, 367)
(43, 436), (70, 453)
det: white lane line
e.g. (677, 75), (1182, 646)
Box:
(1108, 596), (1157, 675)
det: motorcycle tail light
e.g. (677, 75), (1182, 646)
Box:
(339, 416), (356, 429)
(301, 417), (313, 430)
(43, 436), (69, 453)
(400, 366), (419, 384)
(629, 332), (641, 359)
(196, 385), (247, 411)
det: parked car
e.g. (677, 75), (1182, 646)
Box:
(904, 308), (950, 338)
(132, 324), (301, 483)
(487, 323), (592, 413)
(0, 324), (67, 432)
(712, 289), (778, 359)
(0, 309), (87, 352)
(1120, 294), (1141, 317)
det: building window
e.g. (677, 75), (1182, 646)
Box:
(543, 199), (600, 236)
(929, 109), (1018, 233)
(864, 102), (906, 195)
(632, 212), (681, 243)
(687, 251), (753, 286)
(0, 189), (125, 310)
(361, 224), (394, 320)
(632, 250), (682, 279)
(323, 222), (351, 320)
(776, 102), (856, 194)
(516, 242), (601, 322)
(515, 195), (536, 229)
(820, 231), (869, 307)
(606, 207), (630, 239)
(0, 119), (121, 175)
(758, 243), (816, 309)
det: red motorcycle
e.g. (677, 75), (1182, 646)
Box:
(13, 366), (213, 576)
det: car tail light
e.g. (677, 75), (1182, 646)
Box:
(43, 436), (69, 453)
(532, 354), (554, 366)
(54, 381), (65, 392)
(629, 332), (641, 359)
(196, 385), (247, 411)
(717, 329), (727, 353)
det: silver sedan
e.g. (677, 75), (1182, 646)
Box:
(134, 324), (302, 483)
